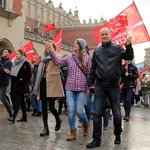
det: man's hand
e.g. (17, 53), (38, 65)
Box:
(4, 69), (10, 74)
(126, 36), (132, 45)
(125, 72), (129, 76)
(89, 86), (95, 94)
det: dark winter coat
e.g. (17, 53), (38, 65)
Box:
(11, 61), (31, 94)
(0, 57), (12, 86)
(121, 63), (138, 88)
(89, 41), (134, 87)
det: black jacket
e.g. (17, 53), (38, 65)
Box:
(11, 61), (31, 94)
(0, 57), (12, 86)
(89, 41), (134, 87)
(121, 63), (138, 88)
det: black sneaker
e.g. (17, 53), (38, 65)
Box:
(123, 116), (129, 121)
(86, 139), (100, 148)
(114, 135), (121, 144)
(34, 112), (41, 117)
(17, 117), (27, 122)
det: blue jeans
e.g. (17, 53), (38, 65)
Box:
(29, 95), (42, 112)
(66, 90), (88, 129)
(79, 95), (91, 123)
(122, 88), (133, 117)
(0, 85), (12, 115)
(89, 94), (94, 115)
(103, 108), (110, 127)
(93, 84), (122, 141)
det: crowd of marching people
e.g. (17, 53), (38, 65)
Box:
(1, 27), (150, 149)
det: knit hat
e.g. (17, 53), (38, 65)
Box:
(76, 38), (87, 50)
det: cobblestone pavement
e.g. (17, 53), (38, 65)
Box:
(0, 104), (150, 150)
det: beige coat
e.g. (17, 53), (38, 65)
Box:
(36, 60), (64, 99)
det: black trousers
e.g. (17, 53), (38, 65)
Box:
(11, 93), (27, 118)
(40, 78), (60, 126)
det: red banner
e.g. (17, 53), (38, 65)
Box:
(46, 23), (56, 32)
(21, 41), (35, 60)
(9, 51), (16, 62)
(93, 2), (150, 46)
(10, 41), (35, 61)
(54, 30), (62, 52)
(138, 66), (150, 78)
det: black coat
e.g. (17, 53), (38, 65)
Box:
(0, 57), (12, 86)
(121, 63), (138, 88)
(11, 61), (31, 94)
(89, 41), (134, 87)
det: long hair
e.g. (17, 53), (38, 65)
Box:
(17, 49), (26, 57)
(76, 40), (87, 70)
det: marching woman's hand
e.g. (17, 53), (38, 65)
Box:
(45, 42), (55, 52)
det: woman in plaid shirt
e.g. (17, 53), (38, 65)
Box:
(47, 38), (92, 141)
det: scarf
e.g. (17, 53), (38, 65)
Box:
(32, 55), (51, 96)
(10, 56), (26, 77)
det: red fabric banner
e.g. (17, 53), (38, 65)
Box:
(21, 41), (35, 60)
(54, 30), (62, 52)
(10, 41), (35, 61)
(138, 66), (150, 78)
(46, 23), (56, 32)
(93, 2), (150, 46)
(9, 51), (16, 62)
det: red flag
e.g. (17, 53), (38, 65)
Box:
(93, 2), (150, 46)
(46, 23), (56, 32)
(21, 41), (35, 60)
(9, 51), (16, 62)
(138, 66), (150, 78)
(109, 14), (128, 31)
(54, 30), (62, 52)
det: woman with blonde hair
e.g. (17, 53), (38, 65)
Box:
(8, 49), (31, 123)
(32, 40), (64, 136)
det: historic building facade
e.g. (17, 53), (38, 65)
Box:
(0, 0), (107, 57)
(1, 0), (149, 64)
(144, 47), (150, 66)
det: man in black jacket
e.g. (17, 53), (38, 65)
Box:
(121, 60), (138, 121)
(0, 48), (13, 119)
(86, 27), (134, 148)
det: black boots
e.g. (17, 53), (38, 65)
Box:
(17, 116), (27, 122)
(114, 135), (121, 144)
(123, 116), (129, 122)
(40, 125), (49, 136)
(8, 115), (15, 123)
(86, 139), (100, 148)
(31, 109), (37, 116)
(34, 112), (42, 117)
(55, 119), (62, 131)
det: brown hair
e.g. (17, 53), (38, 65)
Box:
(16, 49), (26, 57)
(76, 40), (87, 70)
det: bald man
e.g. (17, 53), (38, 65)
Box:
(86, 28), (134, 148)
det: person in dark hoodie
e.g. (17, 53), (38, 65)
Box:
(86, 27), (134, 148)
(120, 60), (138, 121)
(0, 48), (13, 119)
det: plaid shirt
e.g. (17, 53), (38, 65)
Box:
(51, 52), (91, 92)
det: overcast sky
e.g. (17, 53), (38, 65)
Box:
(45, 0), (150, 64)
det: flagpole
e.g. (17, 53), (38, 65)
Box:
(38, 35), (45, 43)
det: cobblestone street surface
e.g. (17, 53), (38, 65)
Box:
(0, 104), (150, 150)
